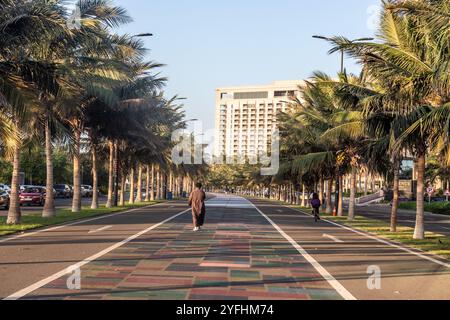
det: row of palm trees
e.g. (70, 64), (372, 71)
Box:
(228, 0), (449, 240)
(0, 0), (204, 225)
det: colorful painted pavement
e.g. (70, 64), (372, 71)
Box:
(24, 196), (343, 300)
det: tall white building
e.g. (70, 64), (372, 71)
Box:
(214, 80), (304, 158)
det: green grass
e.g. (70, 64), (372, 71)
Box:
(0, 201), (165, 237)
(398, 201), (450, 215)
(301, 211), (450, 261)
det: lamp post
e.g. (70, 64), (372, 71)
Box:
(113, 141), (119, 207)
(131, 33), (153, 38)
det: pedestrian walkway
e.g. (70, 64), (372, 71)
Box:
(22, 195), (342, 300)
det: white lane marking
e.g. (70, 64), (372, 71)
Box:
(289, 206), (450, 269)
(277, 209), (283, 213)
(245, 197), (356, 301)
(323, 234), (344, 243)
(88, 226), (112, 234)
(4, 207), (192, 300)
(0, 202), (168, 244)
(442, 227), (450, 230)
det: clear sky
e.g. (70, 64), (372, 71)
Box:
(114, 0), (380, 130)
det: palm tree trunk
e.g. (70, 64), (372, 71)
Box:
(43, 117), (55, 217)
(390, 158), (400, 232)
(364, 169), (368, 196)
(338, 174), (344, 216)
(414, 152), (426, 239)
(7, 141), (22, 225)
(348, 165), (357, 221)
(105, 141), (114, 208)
(129, 167), (135, 204)
(156, 168), (161, 200)
(301, 184), (306, 207)
(326, 178), (333, 214)
(136, 164), (143, 203)
(150, 164), (155, 201)
(119, 171), (125, 207)
(72, 129), (81, 213)
(91, 147), (99, 209)
(145, 165), (150, 202)
(319, 177), (325, 207)
(164, 173), (169, 199)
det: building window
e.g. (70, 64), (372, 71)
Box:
(221, 93), (233, 100)
(274, 91), (287, 97)
(234, 92), (269, 100)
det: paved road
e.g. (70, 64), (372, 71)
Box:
(352, 205), (450, 237)
(0, 196), (108, 216)
(0, 194), (448, 300)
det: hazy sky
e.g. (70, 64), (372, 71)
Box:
(114, 0), (379, 130)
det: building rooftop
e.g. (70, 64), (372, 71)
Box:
(216, 80), (305, 92)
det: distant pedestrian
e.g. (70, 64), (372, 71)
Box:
(311, 193), (321, 222)
(189, 182), (206, 232)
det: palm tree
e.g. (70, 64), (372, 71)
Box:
(0, 0), (71, 223)
(319, 0), (449, 238)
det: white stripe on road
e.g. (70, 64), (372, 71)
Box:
(88, 225), (112, 234)
(246, 198), (356, 301)
(0, 203), (168, 244)
(4, 207), (192, 300)
(323, 234), (344, 243)
(290, 207), (450, 269)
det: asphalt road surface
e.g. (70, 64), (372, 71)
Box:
(0, 194), (448, 300)
(352, 204), (450, 237)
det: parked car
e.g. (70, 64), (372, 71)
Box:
(19, 186), (46, 206)
(0, 189), (10, 210)
(0, 184), (11, 195)
(81, 185), (93, 198)
(68, 185), (74, 197)
(54, 184), (72, 198)
(20, 185), (34, 192)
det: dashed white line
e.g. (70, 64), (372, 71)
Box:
(88, 225), (112, 234)
(323, 234), (345, 243)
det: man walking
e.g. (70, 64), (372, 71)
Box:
(189, 182), (206, 232)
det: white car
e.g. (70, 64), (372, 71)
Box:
(81, 185), (94, 198)
(0, 184), (11, 195)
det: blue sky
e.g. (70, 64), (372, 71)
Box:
(114, 0), (380, 129)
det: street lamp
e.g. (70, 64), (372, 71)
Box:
(312, 35), (374, 74)
(113, 142), (119, 207)
(131, 33), (154, 38)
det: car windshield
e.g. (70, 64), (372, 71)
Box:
(54, 185), (66, 189)
(24, 188), (42, 194)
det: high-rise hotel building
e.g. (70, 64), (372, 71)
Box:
(214, 80), (304, 158)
